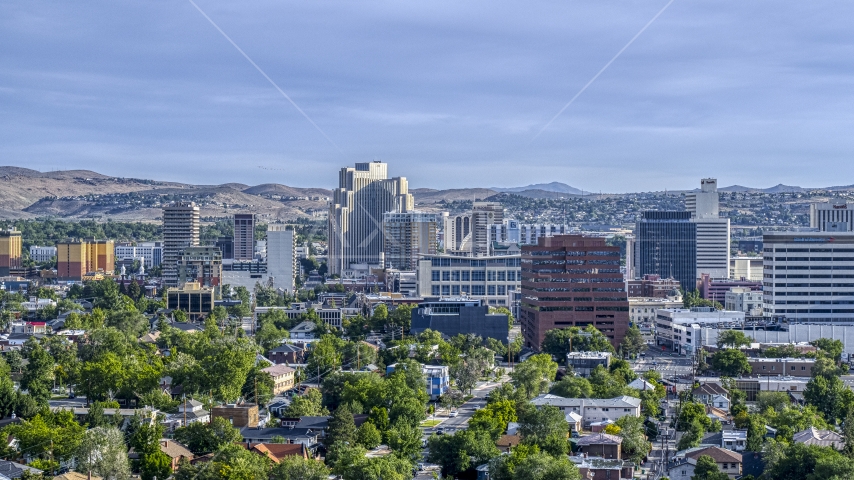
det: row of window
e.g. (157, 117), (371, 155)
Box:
(523, 303), (629, 312)
(429, 257), (521, 267)
(774, 300), (854, 305)
(530, 277), (624, 283)
(431, 270), (519, 282)
(771, 308), (854, 313)
(431, 285), (513, 296)
(525, 250), (619, 257)
(766, 274), (854, 279)
(527, 296), (627, 302)
(765, 248), (854, 253)
(767, 265), (854, 270)
(771, 257), (854, 262)
(769, 283), (854, 288)
(768, 291), (853, 296)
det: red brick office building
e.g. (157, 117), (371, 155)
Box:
(520, 235), (629, 350)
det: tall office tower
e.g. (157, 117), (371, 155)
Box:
(56, 239), (115, 280)
(444, 213), (472, 253)
(810, 202), (854, 232)
(763, 231), (854, 323)
(471, 202), (504, 256)
(634, 211), (697, 292)
(162, 202), (200, 287)
(686, 178), (730, 279)
(490, 222), (572, 245)
(267, 225), (297, 293)
(0, 229), (22, 276)
(233, 214), (255, 260)
(383, 211), (438, 270)
(328, 162), (414, 275)
(519, 235), (629, 350)
(177, 246), (223, 289)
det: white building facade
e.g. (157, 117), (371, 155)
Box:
(29, 246), (57, 263)
(763, 232), (854, 323)
(114, 242), (163, 267)
(416, 253), (521, 308)
(687, 179), (730, 279)
(654, 308), (746, 355)
(810, 202), (854, 232)
(266, 225), (297, 294)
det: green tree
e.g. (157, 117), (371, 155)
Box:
(20, 337), (54, 404)
(542, 326), (615, 359)
(550, 376), (593, 398)
(270, 455), (330, 480)
(427, 429), (500, 477)
(74, 426), (131, 480)
(385, 420), (423, 462)
(3, 410), (85, 470)
(677, 420), (705, 450)
(356, 421), (382, 449)
(172, 416), (243, 455)
(342, 455), (413, 480)
(692, 455), (728, 480)
(746, 414), (766, 452)
(242, 366), (276, 406)
(716, 330), (753, 349)
(511, 354), (558, 399)
(306, 335), (345, 380)
(283, 389), (328, 417)
(0, 376), (16, 418)
(512, 451), (582, 480)
(615, 415), (652, 464)
(140, 451), (174, 480)
(710, 349), (751, 377)
(812, 338), (844, 363)
(325, 405), (358, 449)
(370, 303), (389, 330)
(621, 325), (646, 358)
(517, 404), (569, 456)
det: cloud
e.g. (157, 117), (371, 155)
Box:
(1, 0), (854, 192)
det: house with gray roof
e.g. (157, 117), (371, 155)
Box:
(530, 394), (641, 427)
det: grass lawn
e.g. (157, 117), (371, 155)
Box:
(420, 419), (442, 427)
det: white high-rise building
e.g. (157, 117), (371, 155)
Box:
(114, 242), (163, 268)
(267, 225), (297, 293)
(686, 178), (730, 279)
(489, 222), (572, 245)
(810, 202), (854, 232)
(328, 162), (414, 275)
(763, 231), (854, 323)
(162, 202), (200, 287)
(29, 246), (57, 263)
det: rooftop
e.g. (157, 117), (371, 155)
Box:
(576, 433), (623, 446)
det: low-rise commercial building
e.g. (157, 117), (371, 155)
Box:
(747, 357), (815, 377)
(565, 351), (611, 377)
(167, 282), (214, 321)
(386, 363), (449, 400)
(725, 287), (763, 315)
(211, 403), (259, 428)
(28, 246), (56, 264)
(629, 297), (683, 326)
(416, 253), (520, 309)
(410, 298), (509, 344)
(627, 274), (681, 298)
(654, 308), (745, 355)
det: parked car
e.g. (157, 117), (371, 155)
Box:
(448, 411), (458, 418)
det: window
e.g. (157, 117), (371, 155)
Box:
(791, 366), (796, 371)
(432, 271), (440, 281)
(497, 271), (506, 281)
(452, 286), (460, 296)
(472, 285), (485, 295)
(497, 285), (506, 295)
(487, 271), (496, 281)
(472, 271), (486, 281)
(507, 271), (516, 281)
(432, 286), (440, 295)
(462, 271), (470, 281)
(452, 270), (460, 281)
(442, 271), (450, 281)
(442, 286), (450, 296)
(802, 366), (806, 370)
(488, 286), (496, 295)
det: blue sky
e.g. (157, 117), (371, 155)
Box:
(2, 1), (854, 192)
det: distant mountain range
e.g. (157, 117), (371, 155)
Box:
(491, 182), (584, 195)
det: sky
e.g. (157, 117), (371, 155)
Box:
(2, 0), (854, 192)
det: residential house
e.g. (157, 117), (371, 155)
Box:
(721, 430), (747, 452)
(239, 427), (321, 449)
(10, 321), (48, 334)
(566, 411), (583, 433)
(159, 440), (194, 471)
(692, 383), (728, 405)
(711, 394), (730, 412)
(530, 394), (641, 427)
(0, 460), (41, 478)
(668, 446), (742, 480)
(243, 443), (311, 462)
(568, 455), (634, 480)
(576, 433), (623, 459)
(267, 344), (306, 364)
(262, 364), (296, 395)
(627, 378), (656, 391)
(793, 427), (844, 450)
(54, 473), (103, 480)
(496, 434), (521, 454)
(387, 363), (450, 400)
(565, 352), (611, 378)
(164, 399), (210, 431)
(290, 321), (317, 339)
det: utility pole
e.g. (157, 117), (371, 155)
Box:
(183, 395), (187, 427)
(254, 376), (258, 406)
